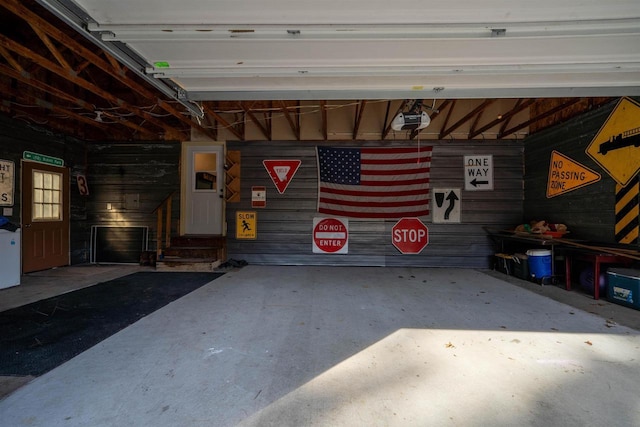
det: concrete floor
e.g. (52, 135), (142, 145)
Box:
(0, 265), (639, 426)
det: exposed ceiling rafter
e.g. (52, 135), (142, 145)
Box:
(0, 1), (626, 143)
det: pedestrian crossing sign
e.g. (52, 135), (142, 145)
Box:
(236, 211), (257, 239)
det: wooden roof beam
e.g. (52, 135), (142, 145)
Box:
(497, 99), (524, 137)
(3, 0), (215, 140)
(499, 98), (583, 138)
(202, 103), (244, 140)
(0, 45), (24, 72)
(0, 63), (163, 139)
(28, 22), (71, 70)
(438, 100), (457, 140)
(0, 33), (182, 140)
(468, 98), (536, 139)
(353, 100), (367, 140)
(0, 63), (93, 109)
(4, 88), (133, 140)
(320, 100), (328, 140)
(439, 99), (495, 140)
(279, 100), (301, 140)
(239, 102), (271, 140)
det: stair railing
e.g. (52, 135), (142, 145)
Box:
(152, 190), (176, 257)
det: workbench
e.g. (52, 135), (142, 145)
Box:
(564, 250), (633, 300)
(486, 230), (567, 280)
(486, 228), (638, 299)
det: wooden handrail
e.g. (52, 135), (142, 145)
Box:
(152, 190), (176, 214)
(153, 190), (176, 256)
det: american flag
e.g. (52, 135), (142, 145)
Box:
(316, 146), (432, 219)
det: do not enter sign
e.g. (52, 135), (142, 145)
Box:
(313, 217), (348, 254)
(392, 217), (429, 254)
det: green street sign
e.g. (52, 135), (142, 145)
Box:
(23, 151), (64, 167)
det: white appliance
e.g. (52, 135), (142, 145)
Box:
(0, 228), (20, 289)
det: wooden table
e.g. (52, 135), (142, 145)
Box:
(486, 231), (567, 279)
(564, 250), (633, 300)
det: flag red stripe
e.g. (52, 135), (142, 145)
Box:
(362, 157), (431, 165)
(319, 197), (428, 208)
(362, 167), (430, 176)
(318, 207), (430, 219)
(361, 147), (432, 155)
(360, 177), (430, 186)
(320, 187), (428, 197)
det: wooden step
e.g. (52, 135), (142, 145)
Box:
(163, 247), (219, 258)
(155, 258), (221, 272)
(170, 235), (226, 248)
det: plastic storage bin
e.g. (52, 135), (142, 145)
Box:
(512, 253), (529, 280)
(606, 268), (640, 310)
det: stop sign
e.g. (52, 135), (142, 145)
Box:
(392, 217), (429, 254)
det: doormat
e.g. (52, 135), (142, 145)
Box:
(0, 271), (223, 376)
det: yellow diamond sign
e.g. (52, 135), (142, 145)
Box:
(586, 97), (640, 187)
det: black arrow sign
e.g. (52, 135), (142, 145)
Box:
(470, 178), (489, 187)
(444, 191), (459, 220)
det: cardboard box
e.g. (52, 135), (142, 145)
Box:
(606, 268), (640, 310)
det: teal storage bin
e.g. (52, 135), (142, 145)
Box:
(606, 268), (640, 310)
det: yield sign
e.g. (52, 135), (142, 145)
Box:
(547, 151), (601, 198)
(263, 160), (301, 194)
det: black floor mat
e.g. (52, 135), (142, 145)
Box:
(0, 271), (222, 376)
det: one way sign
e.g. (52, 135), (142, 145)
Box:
(464, 155), (493, 191)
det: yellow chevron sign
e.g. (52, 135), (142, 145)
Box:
(616, 177), (639, 244)
(547, 151), (601, 198)
(586, 97), (640, 187)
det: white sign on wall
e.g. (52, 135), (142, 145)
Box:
(432, 189), (461, 223)
(464, 155), (494, 191)
(0, 160), (15, 206)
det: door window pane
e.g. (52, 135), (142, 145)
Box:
(32, 170), (63, 221)
(194, 152), (217, 191)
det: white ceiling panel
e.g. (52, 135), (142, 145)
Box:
(73, 0), (640, 25)
(38, 0), (640, 101)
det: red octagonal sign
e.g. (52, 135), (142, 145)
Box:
(392, 217), (429, 254)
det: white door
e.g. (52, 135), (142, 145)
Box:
(183, 144), (224, 235)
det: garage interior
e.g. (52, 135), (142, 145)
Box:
(1, 1), (640, 426)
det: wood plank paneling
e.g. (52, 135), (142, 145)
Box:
(0, 115), (88, 263)
(85, 142), (181, 261)
(523, 99), (626, 243)
(227, 140), (523, 268)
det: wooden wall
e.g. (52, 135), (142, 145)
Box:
(0, 115), (88, 263)
(85, 142), (182, 260)
(226, 140), (524, 268)
(524, 98), (638, 244)
(0, 117), (182, 265)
